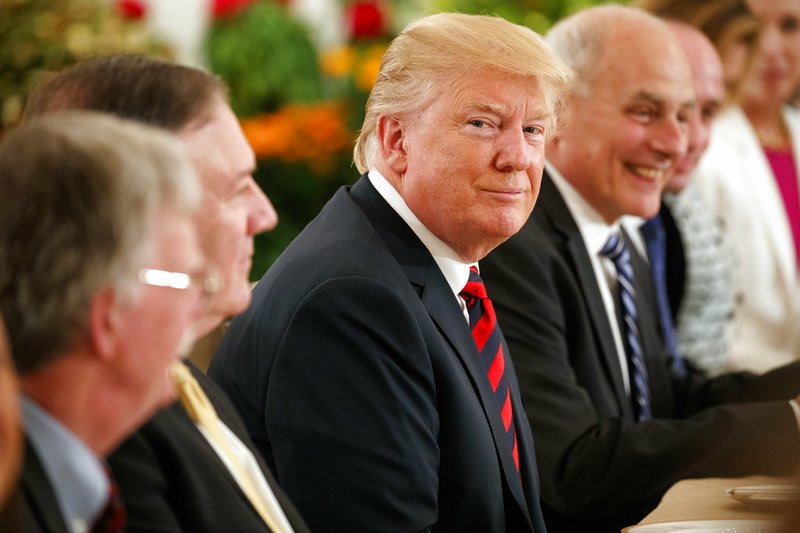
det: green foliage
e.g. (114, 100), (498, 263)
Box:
(251, 154), (356, 279)
(0, 0), (168, 128)
(206, 1), (323, 117)
(426, 0), (619, 33)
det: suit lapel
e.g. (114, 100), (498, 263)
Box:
(349, 175), (533, 527)
(537, 174), (633, 419)
(420, 268), (532, 521)
(169, 402), (268, 525)
(21, 440), (70, 533)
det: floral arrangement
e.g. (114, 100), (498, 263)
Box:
(240, 102), (354, 175)
(0, 0), (170, 130)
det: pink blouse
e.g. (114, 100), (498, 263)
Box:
(765, 146), (800, 268)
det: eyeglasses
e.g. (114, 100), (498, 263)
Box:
(138, 268), (221, 301)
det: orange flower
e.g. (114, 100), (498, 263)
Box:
(320, 46), (356, 78)
(240, 102), (355, 174)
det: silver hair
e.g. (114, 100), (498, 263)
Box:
(546, 5), (676, 97)
(0, 111), (200, 373)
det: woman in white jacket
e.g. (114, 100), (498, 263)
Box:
(697, 0), (800, 373)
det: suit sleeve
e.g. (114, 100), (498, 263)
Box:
(481, 228), (800, 517)
(265, 275), (439, 532)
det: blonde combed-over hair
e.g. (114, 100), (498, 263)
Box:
(353, 12), (575, 173)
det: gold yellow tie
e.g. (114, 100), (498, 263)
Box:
(171, 361), (286, 532)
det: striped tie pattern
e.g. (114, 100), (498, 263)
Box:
(460, 267), (519, 470)
(601, 233), (652, 421)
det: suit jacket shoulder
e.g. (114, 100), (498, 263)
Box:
(107, 361), (309, 533)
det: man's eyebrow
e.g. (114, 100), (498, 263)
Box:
(466, 101), (510, 116)
(466, 101), (551, 121)
(631, 91), (696, 110)
(631, 91), (664, 104)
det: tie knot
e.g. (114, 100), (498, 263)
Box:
(460, 266), (487, 300)
(600, 231), (630, 267)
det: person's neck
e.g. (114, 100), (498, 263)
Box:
(21, 356), (126, 456)
(743, 100), (789, 150)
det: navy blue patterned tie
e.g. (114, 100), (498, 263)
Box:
(640, 216), (688, 379)
(460, 267), (519, 470)
(601, 232), (652, 421)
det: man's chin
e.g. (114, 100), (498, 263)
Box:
(195, 290), (252, 336)
(664, 172), (692, 195)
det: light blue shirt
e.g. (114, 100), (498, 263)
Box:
(22, 395), (108, 533)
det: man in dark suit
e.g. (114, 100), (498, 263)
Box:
(0, 112), (203, 532)
(481, 6), (800, 532)
(25, 55), (307, 532)
(209, 12), (574, 532)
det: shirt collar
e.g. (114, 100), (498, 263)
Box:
(22, 395), (109, 533)
(367, 169), (474, 296)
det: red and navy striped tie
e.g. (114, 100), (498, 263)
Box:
(460, 266), (519, 471)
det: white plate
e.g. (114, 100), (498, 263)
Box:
(625, 519), (784, 532)
(727, 485), (800, 510)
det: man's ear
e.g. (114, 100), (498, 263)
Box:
(88, 288), (121, 361)
(377, 115), (408, 174)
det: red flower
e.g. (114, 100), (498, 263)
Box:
(345, 1), (386, 40)
(116, 0), (147, 20)
(212, 0), (256, 19)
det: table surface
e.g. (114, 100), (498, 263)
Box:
(623, 475), (798, 531)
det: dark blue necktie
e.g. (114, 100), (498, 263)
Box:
(640, 216), (688, 379)
(601, 232), (652, 422)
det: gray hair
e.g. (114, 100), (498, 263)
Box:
(547, 5), (675, 97)
(0, 111), (200, 373)
(353, 12), (575, 173)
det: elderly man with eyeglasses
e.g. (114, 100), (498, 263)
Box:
(0, 111), (203, 533)
(23, 55), (308, 533)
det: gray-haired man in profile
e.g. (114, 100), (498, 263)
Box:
(25, 55), (308, 532)
(0, 111), (202, 532)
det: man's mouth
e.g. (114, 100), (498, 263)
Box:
(628, 164), (668, 181)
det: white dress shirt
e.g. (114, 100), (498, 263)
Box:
(196, 419), (294, 533)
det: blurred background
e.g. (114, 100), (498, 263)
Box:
(0, 0), (610, 278)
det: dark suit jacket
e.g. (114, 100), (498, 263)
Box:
(20, 442), (67, 533)
(209, 175), (547, 532)
(480, 172), (800, 533)
(107, 361), (309, 533)
(0, 488), (23, 533)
